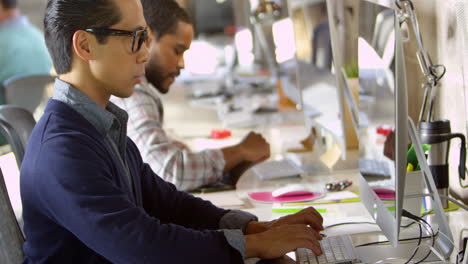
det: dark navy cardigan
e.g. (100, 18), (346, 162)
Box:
(20, 99), (243, 263)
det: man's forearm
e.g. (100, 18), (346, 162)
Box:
(221, 144), (245, 173)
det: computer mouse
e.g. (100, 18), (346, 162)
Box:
(272, 184), (313, 198)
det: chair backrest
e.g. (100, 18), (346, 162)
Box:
(2, 74), (55, 114)
(0, 166), (25, 263)
(0, 106), (36, 168)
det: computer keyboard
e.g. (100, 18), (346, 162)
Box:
(252, 159), (304, 180)
(359, 159), (391, 179)
(296, 234), (359, 264)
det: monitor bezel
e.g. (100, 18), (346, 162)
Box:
(357, 0), (408, 247)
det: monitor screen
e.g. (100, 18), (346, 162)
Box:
(357, 0), (408, 247)
(285, 1), (347, 161)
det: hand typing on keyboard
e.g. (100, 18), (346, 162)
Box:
(244, 207), (324, 259)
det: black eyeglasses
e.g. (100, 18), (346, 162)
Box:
(85, 27), (148, 53)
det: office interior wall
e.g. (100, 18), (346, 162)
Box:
(431, 0), (468, 202)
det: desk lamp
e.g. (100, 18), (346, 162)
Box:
(397, 0), (466, 208)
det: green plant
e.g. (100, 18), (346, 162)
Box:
(343, 61), (359, 78)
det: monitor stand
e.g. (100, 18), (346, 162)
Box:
(355, 118), (453, 263)
(407, 117), (454, 258)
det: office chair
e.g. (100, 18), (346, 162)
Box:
(2, 74), (55, 115)
(0, 166), (25, 263)
(311, 21), (333, 71)
(0, 106), (36, 168)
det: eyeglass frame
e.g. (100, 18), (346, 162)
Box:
(84, 27), (149, 53)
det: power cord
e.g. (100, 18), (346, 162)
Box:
(402, 210), (436, 264)
(354, 210), (445, 263)
(403, 217), (423, 264)
(324, 211), (433, 230)
(457, 229), (468, 264)
(455, 238), (467, 264)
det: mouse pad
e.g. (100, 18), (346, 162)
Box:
(247, 191), (324, 203)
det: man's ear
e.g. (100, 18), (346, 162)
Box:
(72, 30), (94, 62)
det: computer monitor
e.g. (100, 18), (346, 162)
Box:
(357, 0), (406, 247)
(191, 0), (234, 35)
(283, 1), (348, 161)
(357, 0), (453, 258)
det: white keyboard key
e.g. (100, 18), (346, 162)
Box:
(295, 234), (359, 264)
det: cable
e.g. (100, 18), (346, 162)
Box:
(456, 249), (464, 264)
(404, 218), (423, 264)
(324, 211), (432, 229)
(324, 221), (376, 229)
(354, 233), (435, 248)
(354, 212), (435, 248)
(355, 211), (438, 263)
(402, 210), (435, 264)
(413, 244), (447, 263)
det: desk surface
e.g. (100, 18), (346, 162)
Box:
(165, 80), (468, 263)
(195, 169), (468, 263)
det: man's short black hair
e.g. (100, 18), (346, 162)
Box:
(44, 0), (121, 74)
(1, 0), (17, 9)
(140, 0), (191, 39)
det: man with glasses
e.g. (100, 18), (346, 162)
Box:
(112, 0), (270, 192)
(20, 0), (324, 263)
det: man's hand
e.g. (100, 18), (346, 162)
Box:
(239, 132), (270, 162)
(245, 207), (324, 235)
(245, 224), (323, 259)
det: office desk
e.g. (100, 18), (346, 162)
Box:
(164, 80), (466, 263)
(200, 168), (467, 264)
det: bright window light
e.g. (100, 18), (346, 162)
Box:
(235, 28), (255, 66)
(184, 41), (220, 75)
(272, 18), (296, 63)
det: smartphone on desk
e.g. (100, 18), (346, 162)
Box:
(190, 182), (235, 194)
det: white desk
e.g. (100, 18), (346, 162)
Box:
(194, 168), (468, 263)
(166, 84), (467, 262)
